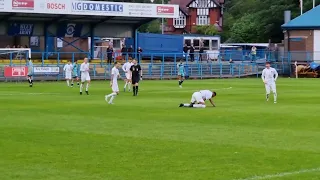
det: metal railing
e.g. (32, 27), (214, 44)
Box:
(0, 61), (291, 81)
(1, 50), (315, 65)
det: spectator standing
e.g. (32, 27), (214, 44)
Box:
(128, 45), (133, 58)
(189, 44), (195, 62)
(137, 47), (143, 63)
(199, 45), (205, 62)
(251, 46), (257, 62)
(183, 44), (189, 58)
(121, 45), (127, 61)
(107, 46), (114, 64)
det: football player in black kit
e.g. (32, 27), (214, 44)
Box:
(130, 59), (142, 96)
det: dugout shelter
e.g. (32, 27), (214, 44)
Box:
(0, 0), (179, 60)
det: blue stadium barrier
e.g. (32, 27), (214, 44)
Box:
(1, 50), (315, 80)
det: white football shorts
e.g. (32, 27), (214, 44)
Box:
(191, 92), (204, 104)
(125, 72), (131, 80)
(81, 74), (91, 82)
(265, 82), (277, 94)
(65, 72), (72, 79)
(112, 81), (119, 92)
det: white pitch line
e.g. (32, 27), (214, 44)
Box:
(0, 93), (60, 96)
(233, 167), (320, 180)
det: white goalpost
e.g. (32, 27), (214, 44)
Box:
(0, 48), (32, 82)
(0, 48), (31, 60)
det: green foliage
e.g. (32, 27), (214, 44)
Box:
(138, 20), (162, 33)
(222, 0), (320, 43)
(195, 25), (218, 36)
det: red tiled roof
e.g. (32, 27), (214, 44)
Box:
(169, 0), (192, 15)
(170, 0), (224, 15)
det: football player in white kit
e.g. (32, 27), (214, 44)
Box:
(179, 90), (217, 108)
(261, 62), (278, 103)
(80, 58), (90, 95)
(63, 60), (73, 87)
(122, 58), (133, 92)
(105, 62), (121, 104)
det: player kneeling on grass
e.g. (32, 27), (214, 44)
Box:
(105, 62), (121, 104)
(179, 90), (216, 108)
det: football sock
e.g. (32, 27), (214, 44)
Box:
(128, 82), (131, 90)
(193, 104), (206, 108)
(86, 83), (89, 91)
(107, 92), (117, 98)
(80, 83), (83, 92)
(179, 81), (181, 85)
(183, 104), (190, 107)
(109, 95), (116, 103)
(28, 79), (31, 84)
(266, 94), (270, 100)
(124, 82), (127, 89)
(133, 86), (136, 95)
(181, 80), (184, 85)
(273, 92), (277, 102)
(77, 82), (80, 86)
(136, 86), (139, 95)
(67, 80), (70, 86)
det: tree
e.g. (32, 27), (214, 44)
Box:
(195, 25), (218, 36)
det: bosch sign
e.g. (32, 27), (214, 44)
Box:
(47, 3), (66, 10)
(12, 0), (34, 10)
(157, 6), (174, 15)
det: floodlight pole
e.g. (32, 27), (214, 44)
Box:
(161, 0), (164, 34)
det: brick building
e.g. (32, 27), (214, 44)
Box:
(282, 5), (320, 61)
(165, 0), (224, 34)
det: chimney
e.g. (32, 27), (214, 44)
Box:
(284, 10), (291, 24)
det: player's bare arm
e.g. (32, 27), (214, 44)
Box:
(209, 98), (215, 107)
(110, 74), (113, 87)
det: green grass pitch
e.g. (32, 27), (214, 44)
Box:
(0, 79), (320, 180)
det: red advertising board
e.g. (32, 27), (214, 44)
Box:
(157, 6), (174, 15)
(12, 0), (34, 10)
(4, 67), (28, 77)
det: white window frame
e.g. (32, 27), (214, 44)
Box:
(173, 13), (186, 28)
(197, 16), (210, 25)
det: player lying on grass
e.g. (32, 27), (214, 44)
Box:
(179, 90), (217, 108)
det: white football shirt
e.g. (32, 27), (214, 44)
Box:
(122, 62), (133, 72)
(262, 67), (278, 83)
(63, 64), (73, 73)
(80, 62), (90, 76)
(199, 90), (213, 100)
(111, 67), (119, 83)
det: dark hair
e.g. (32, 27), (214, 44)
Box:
(212, 91), (217, 96)
(266, 62), (271, 65)
(114, 62), (119, 65)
